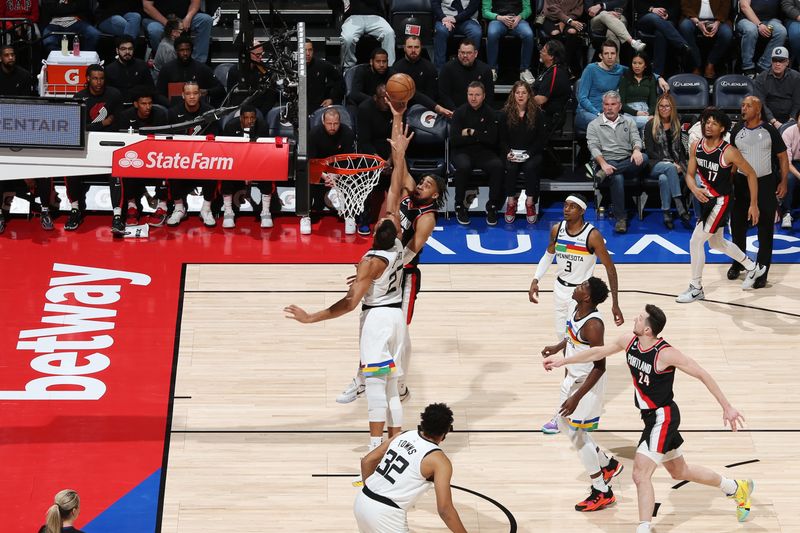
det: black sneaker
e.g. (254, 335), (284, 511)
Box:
(726, 264), (743, 280)
(111, 215), (126, 236)
(486, 205), (498, 226)
(399, 385), (410, 402)
(40, 211), (54, 231)
(65, 208), (82, 231)
(456, 206), (470, 225)
(753, 274), (767, 289)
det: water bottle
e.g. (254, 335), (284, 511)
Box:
(61, 35), (69, 56)
(233, 14), (240, 39)
(72, 35), (80, 56)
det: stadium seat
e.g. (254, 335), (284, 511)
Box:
(390, 0), (435, 48)
(309, 104), (354, 131)
(220, 108), (266, 132)
(267, 105), (295, 138)
(668, 73), (709, 114)
(713, 74), (754, 113)
(213, 63), (236, 88)
(405, 104), (448, 178)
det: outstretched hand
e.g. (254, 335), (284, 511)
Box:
(386, 97), (407, 116)
(388, 124), (414, 156)
(284, 304), (311, 323)
(723, 405), (745, 432)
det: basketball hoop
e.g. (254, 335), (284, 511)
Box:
(312, 153), (386, 220)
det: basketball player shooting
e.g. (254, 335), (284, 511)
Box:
(284, 124), (416, 450)
(543, 304), (754, 532)
(336, 91), (447, 406)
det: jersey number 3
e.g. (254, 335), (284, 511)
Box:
(376, 449), (409, 484)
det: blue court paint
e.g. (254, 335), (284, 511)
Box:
(83, 469), (160, 533)
(421, 209), (800, 264)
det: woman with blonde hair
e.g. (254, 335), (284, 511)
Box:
(38, 490), (83, 533)
(643, 93), (691, 228)
(500, 80), (547, 223)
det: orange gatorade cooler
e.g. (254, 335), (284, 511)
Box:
(40, 51), (101, 96)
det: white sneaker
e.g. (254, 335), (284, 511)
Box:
(399, 384), (410, 402)
(344, 217), (356, 235)
(630, 39), (646, 51)
(781, 212), (793, 229)
(200, 208), (216, 227)
(260, 211), (273, 228)
(166, 207), (186, 227)
(520, 69), (535, 84)
(222, 209), (235, 228)
(676, 284), (704, 303)
(741, 263), (767, 289)
(326, 188), (342, 211)
(336, 378), (365, 404)
(299, 216), (312, 235)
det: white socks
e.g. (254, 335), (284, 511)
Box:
(720, 476), (737, 496)
(369, 436), (383, 451)
(636, 521), (651, 532)
(591, 475), (609, 493)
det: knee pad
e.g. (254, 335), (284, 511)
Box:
(365, 376), (388, 423)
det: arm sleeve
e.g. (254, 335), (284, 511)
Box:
(586, 121), (603, 159)
(431, 0), (445, 20)
(534, 251), (556, 281)
(520, 0), (533, 19)
(647, 76), (658, 114)
(578, 67), (599, 115)
(618, 77), (638, 116)
(544, 0), (570, 22)
(643, 119), (658, 160)
(450, 108), (476, 148)
(458, 0), (482, 21)
(782, 0), (800, 21)
(767, 122), (788, 153)
(482, 0), (499, 20)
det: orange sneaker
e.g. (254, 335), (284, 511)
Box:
(575, 487), (615, 512)
(602, 457), (624, 484)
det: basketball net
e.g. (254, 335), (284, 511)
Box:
(317, 153), (386, 220)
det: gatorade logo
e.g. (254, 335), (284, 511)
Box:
(65, 69), (81, 85)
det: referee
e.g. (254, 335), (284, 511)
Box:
(729, 95), (789, 288)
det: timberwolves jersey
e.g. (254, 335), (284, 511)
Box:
(399, 196), (437, 264)
(364, 430), (441, 511)
(565, 306), (603, 379)
(555, 221), (596, 284)
(363, 239), (404, 307)
(695, 139), (734, 197)
(625, 336), (675, 410)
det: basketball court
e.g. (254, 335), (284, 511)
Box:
(2, 209), (799, 532)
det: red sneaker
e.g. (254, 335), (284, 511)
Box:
(126, 206), (139, 225)
(602, 458), (624, 484)
(575, 487), (615, 512)
(148, 207), (168, 227)
(504, 198), (517, 223)
(525, 200), (537, 223)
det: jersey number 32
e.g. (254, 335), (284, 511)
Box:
(376, 449), (409, 484)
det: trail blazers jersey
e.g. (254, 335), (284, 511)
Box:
(695, 139), (734, 197)
(626, 336), (675, 410)
(399, 195), (436, 264)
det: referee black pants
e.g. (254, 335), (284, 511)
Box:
(731, 173), (778, 270)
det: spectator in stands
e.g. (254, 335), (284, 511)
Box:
(542, 0), (587, 78)
(64, 65), (122, 231)
(0, 44), (33, 95)
(728, 95), (789, 287)
(754, 46), (800, 128)
(347, 47), (390, 106)
(635, 0), (691, 75)
(340, 0), (396, 68)
(143, 0), (212, 63)
(392, 35), (453, 117)
(532, 39), (571, 133)
(483, 0), (536, 83)
(585, 0), (646, 53)
(1, 0), (39, 40)
(450, 81), (503, 225)
(40, 0), (100, 53)
(105, 36), (156, 103)
(587, 90), (648, 233)
(110, 86), (170, 232)
(356, 84), (393, 234)
(305, 39), (344, 109)
(500, 81), (547, 224)
(304, 107), (357, 234)
(95, 0), (142, 38)
(38, 489), (83, 533)
(618, 51), (657, 130)
(779, 108), (800, 228)
(157, 33), (224, 105)
(438, 39), (494, 110)
(737, 0), (787, 77)
(226, 40), (277, 111)
(785, 0), (800, 67)
(166, 81), (218, 228)
(644, 93), (691, 228)
(432, 0), (482, 71)
(153, 15), (183, 81)
(219, 105), (271, 228)
(678, 0), (733, 79)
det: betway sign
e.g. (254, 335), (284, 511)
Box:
(112, 136), (289, 180)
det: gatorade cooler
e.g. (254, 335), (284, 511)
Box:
(39, 51), (100, 96)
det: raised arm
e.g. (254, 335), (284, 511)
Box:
(284, 257), (384, 323)
(388, 99), (417, 195)
(589, 229), (623, 326)
(658, 347), (745, 431)
(543, 333), (630, 370)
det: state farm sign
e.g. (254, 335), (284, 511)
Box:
(112, 137), (289, 180)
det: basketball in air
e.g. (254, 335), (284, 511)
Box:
(386, 73), (416, 103)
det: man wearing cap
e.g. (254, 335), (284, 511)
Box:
(529, 193), (623, 434)
(754, 46), (800, 129)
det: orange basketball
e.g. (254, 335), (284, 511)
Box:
(386, 73), (416, 103)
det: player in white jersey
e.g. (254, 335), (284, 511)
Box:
(529, 194), (623, 434)
(285, 122), (415, 449)
(540, 277), (623, 512)
(354, 403), (467, 533)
